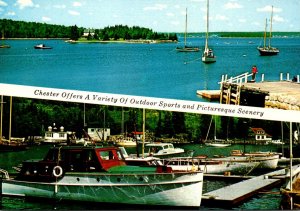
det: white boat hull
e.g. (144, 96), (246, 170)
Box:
(214, 154), (279, 169)
(1, 171), (203, 207)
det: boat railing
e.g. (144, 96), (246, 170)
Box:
(0, 169), (9, 179)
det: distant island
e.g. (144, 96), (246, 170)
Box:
(1, 19), (299, 42)
(0, 19), (178, 43)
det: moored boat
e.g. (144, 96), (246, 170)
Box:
(34, 44), (52, 49)
(161, 157), (259, 175)
(257, 6), (279, 56)
(142, 142), (185, 158)
(202, 0), (216, 63)
(176, 8), (199, 52)
(0, 145), (203, 207)
(215, 150), (280, 169)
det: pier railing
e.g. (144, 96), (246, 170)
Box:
(219, 72), (300, 85)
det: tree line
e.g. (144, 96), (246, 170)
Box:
(0, 19), (177, 41)
(0, 97), (287, 143)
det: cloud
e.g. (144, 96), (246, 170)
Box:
(214, 14), (229, 21)
(238, 18), (246, 23)
(273, 15), (284, 22)
(72, 2), (82, 7)
(144, 4), (167, 11)
(7, 11), (16, 16)
(224, 2), (243, 9)
(53, 4), (66, 9)
(68, 10), (80, 16)
(257, 5), (282, 13)
(16, 0), (39, 9)
(42, 16), (51, 22)
(0, 0), (7, 6)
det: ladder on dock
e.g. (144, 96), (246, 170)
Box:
(202, 164), (300, 207)
(219, 72), (253, 105)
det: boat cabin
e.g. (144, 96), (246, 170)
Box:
(15, 146), (172, 182)
(16, 146), (126, 182)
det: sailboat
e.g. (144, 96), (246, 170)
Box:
(257, 5), (279, 56)
(204, 116), (231, 147)
(202, 0), (216, 63)
(176, 8), (199, 52)
(0, 96), (27, 151)
(0, 29), (10, 48)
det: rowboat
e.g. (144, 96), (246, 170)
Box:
(0, 145), (203, 207)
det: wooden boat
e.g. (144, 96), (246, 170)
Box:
(176, 8), (199, 52)
(161, 157), (259, 175)
(257, 6), (279, 56)
(143, 142), (185, 158)
(115, 137), (137, 147)
(34, 44), (52, 49)
(202, 0), (216, 63)
(0, 145), (203, 207)
(215, 150), (280, 169)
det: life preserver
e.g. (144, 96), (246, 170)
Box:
(53, 166), (63, 177)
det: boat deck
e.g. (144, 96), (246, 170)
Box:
(202, 164), (300, 207)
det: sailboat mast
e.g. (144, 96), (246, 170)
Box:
(184, 8), (187, 47)
(142, 108), (145, 158)
(268, 6), (274, 48)
(9, 96), (12, 142)
(0, 95), (3, 141)
(263, 18), (267, 48)
(204, 0), (209, 51)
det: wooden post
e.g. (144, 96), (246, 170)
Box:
(261, 74), (264, 82)
(244, 73), (248, 83)
(287, 73), (290, 81)
(280, 73), (283, 81)
(297, 75), (299, 83)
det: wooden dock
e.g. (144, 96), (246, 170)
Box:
(196, 90), (220, 100)
(197, 72), (300, 110)
(202, 164), (300, 207)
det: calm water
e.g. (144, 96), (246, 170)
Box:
(0, 144), (285, 210)
(1, 37), (300, 101)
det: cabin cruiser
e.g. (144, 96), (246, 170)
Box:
(0, 145), (203, 207)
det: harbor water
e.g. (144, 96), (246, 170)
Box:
(0, 144), (286, 210)
(0, 37), (300, 101)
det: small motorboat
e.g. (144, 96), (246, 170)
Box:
(34, 44), (52, 49)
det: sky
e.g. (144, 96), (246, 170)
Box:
(0, 0), (299, 32)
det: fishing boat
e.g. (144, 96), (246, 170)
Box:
(34, 44), (52, 49)
(202, 0), (216, 63)
(143, 142), (185, 158)
(257, 6), (279, 56)
(176, 8), (199, 52)
(0, 145), (204, 207)
(161, 157), (259, 175)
